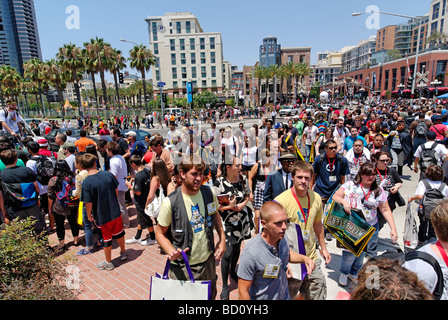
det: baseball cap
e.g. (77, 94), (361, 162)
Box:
(426, 131), (437, 140)
(38, 139), (48, 147)
(125, 131), (137, 137)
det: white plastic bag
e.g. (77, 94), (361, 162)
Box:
(404, 202), (418, 250)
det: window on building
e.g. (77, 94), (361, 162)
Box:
(176, 21), (181, 34)
(156, 70), (160, 81)
(171, 53), (176, 65)
(180, 39), (185, 50)
(172, 68), (177, 79)
(287, 55), (293, 63)
(192, 66), (197, 78)
(152, 22), (158, 41)
(200, 52), (206, 64)
(181, 67), (187, 79)
(212, 80), (217, 87)
(201, 66), (206, 78)
(211, 66), (216, 77)
(173, 81), (178, 88)
(186, 21), (191, 33)
(200, 38), (205, 50)
(210, 37), (215, 49)
(191, 52), (196, 64)
(300, 55), (305, 63)
(153, 43), (159, 55)
(181, 53), (186, 65)
(170, 39), (175, 51)
(210, 52), (215, 63)
(202, 80), (207, 87)
(433, 2), (441, 20)
(190, 38), (195, 50)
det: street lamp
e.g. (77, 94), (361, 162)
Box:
(431, 79), (442, 102)
(120, 38), (138, 46)
(352, 10), (424, 97)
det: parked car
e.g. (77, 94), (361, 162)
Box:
(44, 128), (86, 151)
(121, 129), (150, 148)
(279, 106), (299, 117)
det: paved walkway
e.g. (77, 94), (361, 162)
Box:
(49, 205), (239, 300)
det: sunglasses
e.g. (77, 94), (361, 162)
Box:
(378, 159), (389, 162)
(327, 146), (337, 150)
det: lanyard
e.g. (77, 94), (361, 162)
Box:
(291, 188), (310, 224)
(354, 153), (363, 166)
(376, 168), (387, 181)
(327, 155), (336, 174)
(436, 241), (448, 266)
(361, 186), (372, 202)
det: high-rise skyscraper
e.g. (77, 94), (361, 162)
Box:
(0, 0), (42, 75)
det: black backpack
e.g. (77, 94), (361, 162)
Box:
(419, 143), (438, 173)
(416, 121), (428, 137)
(33, 155), (55, 185)
(418, 180), (446, 220)
(373, 249), (444, 300)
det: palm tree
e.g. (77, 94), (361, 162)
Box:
(46, 59), (69, 118)
(283, 61), (296, 104)
(57, 43), (84, 114)
(0, 65), (22, 103)
(267, 64), (279, 104)
(128, 44), (156, 114)
(83, 37), (114, 118)
(253, 65), (265, 107)
(82, 46), (100, 114)
(110, 48), (127, 113)
(294, 62), (311, 104)
(23, 58), (46, 116)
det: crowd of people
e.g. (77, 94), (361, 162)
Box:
(1, 96), (448, 300)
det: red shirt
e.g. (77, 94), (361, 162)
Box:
(38, 149), (57, 159)
(99, 129), (110, 136)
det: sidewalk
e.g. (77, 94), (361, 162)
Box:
(50, 165), (416, 300)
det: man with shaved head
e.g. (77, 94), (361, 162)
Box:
(237, 201), (315, 300)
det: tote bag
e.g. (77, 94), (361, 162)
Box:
(145, 185), (165, 218)
(150, 251), (211, 300)
(403, 202), (418, 250)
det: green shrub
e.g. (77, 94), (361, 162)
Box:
(0, 218), (77, 300)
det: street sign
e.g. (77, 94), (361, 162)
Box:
(157, 82), (166, 87)
(187, 92), (193, 103)
(416, 71), (429, 84)
(186, 82), (193, 94)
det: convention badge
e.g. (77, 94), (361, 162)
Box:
(302, 230), (310, 242)
(263, 264), (280, 278)
(207, 202), (217, 214)
(329, 176), (337, 182)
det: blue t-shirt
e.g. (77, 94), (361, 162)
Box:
(344, 135), (367, 151)
(313, 154), (350, 198)
(129, 141), (147, 158)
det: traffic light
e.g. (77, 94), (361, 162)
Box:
(119, 72), (124, 84)
(407, 76), (413, 90)
(162, 93), (167, 104)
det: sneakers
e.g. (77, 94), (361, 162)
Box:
(348, 274), (359, 285)
(339, 273), (359, 286)
(120, 251), (128, 261)
(97, 261), (114, 271)
(126, 237), (142, 244)
(141, 238), (157, 246)
(339, 273), (348, 286)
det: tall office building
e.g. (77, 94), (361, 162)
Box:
(145, 12), (224, 96)
(0, 0), (42, 75)
(259, 36), (281, 67)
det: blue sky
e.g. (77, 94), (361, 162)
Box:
(35, 0), (431, 79)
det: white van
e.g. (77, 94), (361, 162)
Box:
(165, 108), (182, 117)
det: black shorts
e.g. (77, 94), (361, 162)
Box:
(135, 203), (154, 229)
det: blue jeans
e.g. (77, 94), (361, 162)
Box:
(82, 205), (94, 250)
(340, 222), (379, 276)
(305, 144), (312, 162)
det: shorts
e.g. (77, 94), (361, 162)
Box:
(98, 216), (125, 247)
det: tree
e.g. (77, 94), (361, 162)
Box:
(294, 62), (311, 104)
(23, 58), (46, 116)
(253, 65), (265, 107)
(83, 37), (114, 118)
(193, 91), (218, 108)
(0, 65), (22, 102)
(283, 61), (296, 104)
(46, 59), (69, 117)
(57, 43), (84, 115)
(110, 48), (127, 112)
(128, 44), (156, 114)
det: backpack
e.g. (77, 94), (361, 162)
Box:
(56, 176), (79, 208)
(418, 180), (446, 220)
(419, 143), (438, 173)
(0, 178), (38, 211)
(372, 249), (444, 300)
(34, 155), (55, 185)
(416, 121), (428, 136)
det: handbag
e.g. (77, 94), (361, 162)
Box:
(145, 185), (165, 218)
(403, 202), (418, 250)
(149, 251), (211, 300)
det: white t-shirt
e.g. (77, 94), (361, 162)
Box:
(344, 147), (371, 181)
(64, 154), (76, 173)
(415, 179), (448, 197)
(242, 146), (258, 166)
(222, 135), (237, 156)
(109, 155), (128, 192)
(26, 158), (48, 195)
(414, 141), (448, 165)
(0, 109), (23, 134)
(303, 125), (318, 145)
